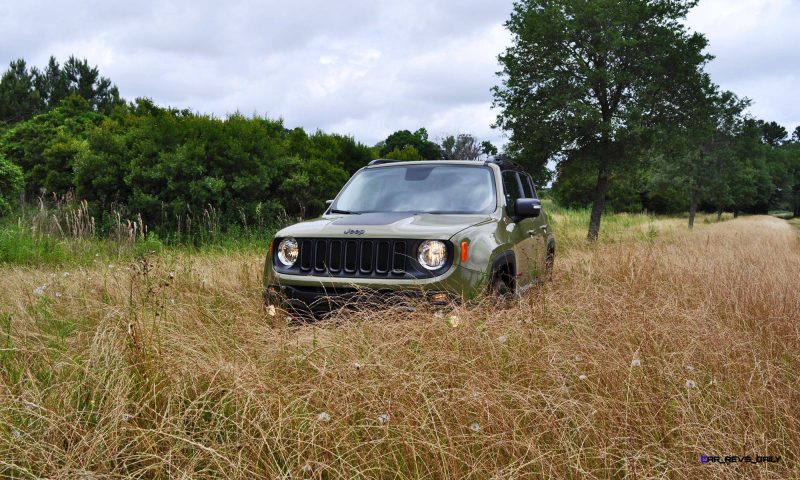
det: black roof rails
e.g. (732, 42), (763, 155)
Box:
(368, 159), (400, 166)
(484, 156), (525, 172)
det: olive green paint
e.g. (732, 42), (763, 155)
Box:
(263, 161), (556, 300)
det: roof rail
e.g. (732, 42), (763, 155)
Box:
(368, 159), (400, 166)
(484, 156), (525, 171)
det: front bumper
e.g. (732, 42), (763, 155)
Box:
(265, 284), (458, 313)
(263, 263), (486, 313)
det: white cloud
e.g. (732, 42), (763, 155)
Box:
(0, 0), (797, 148)
(687, 0), (800, 131)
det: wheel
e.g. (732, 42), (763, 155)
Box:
(545, 247), (555, 281)
(489, 269), (514, 297)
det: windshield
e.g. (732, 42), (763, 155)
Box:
(331, 165), (496, 214)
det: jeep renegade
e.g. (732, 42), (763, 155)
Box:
(264, 158), (555, 312)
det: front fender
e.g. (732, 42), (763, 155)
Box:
(450, 221), (514, 289)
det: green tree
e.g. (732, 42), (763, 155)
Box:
(441, 134), (482, 160)
(124, 109), (289, 230)
(380, 128), (441, 159)
(0, 153), (24, 216)
(757, 120), (788, 146)
(766, 129), (800, 217)
(306, 131), (378, 174)
(649, 88), (750, 228)
(0, 95), (103, 198)
(384, 145), (423, 161)
(42, 132), (89, 194)
(0, 56), (122, 125)
(480, 141), (498, 157)
(0, 59), (42, 124)
(73, 114), (134, 208)
(493, 0), (711, 240)
(649, 88), (776, 226)
(61, 56), (121, 115)
(789, 144), (800, 217)
(726, 120), (773, 216)
(32, 56), (71, 110)
(279, 155), (349, 216)
(554, 148), (647, 212)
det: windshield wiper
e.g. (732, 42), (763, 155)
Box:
(329, 208), (361, 215)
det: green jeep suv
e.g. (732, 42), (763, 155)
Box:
(264, 158), (555, 312)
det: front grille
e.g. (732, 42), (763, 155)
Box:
(300, 238), (409, 277)
(274, 238), (453, 279)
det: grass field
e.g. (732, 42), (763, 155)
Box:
(0, 211), (798, 478)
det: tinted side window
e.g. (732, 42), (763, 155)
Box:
(502, 171), (523, 202)
(520, 174), (534, 198)
(522, 174), (538, 199)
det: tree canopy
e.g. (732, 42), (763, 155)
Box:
(0, 44), (798, 242)
(441, 134), (482, 160)
(494, 0), (713, 240)
(0, 89), (378, 236)
(0, 56), (121, 126)
(378, 128), (442, 160)
(0, 152), (23, 216)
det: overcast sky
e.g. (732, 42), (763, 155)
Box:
(1, 0), (798, 147)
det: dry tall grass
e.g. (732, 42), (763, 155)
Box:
(0, 216), (798, 478)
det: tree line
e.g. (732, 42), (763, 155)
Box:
(3, 0), (800, 244)
(0, 58), (498, 237)
(493, 0), (800, 237)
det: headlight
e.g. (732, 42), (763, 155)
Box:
(418, 240), (448, 270)
(277, 238), (299, 266)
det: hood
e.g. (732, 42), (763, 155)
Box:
(275, 212), (493, 240)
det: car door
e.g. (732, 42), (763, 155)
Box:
(502, 171), (537, 288)
(520, 173), (547, 280)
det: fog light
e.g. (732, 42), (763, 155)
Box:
(430, 292), (449, 305)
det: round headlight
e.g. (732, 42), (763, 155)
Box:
(418, 240), (448, 270)
(277, 238), (299, 266)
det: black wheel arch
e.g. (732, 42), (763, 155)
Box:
(490, 250), (516, 289)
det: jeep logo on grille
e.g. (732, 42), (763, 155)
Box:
(344, 229), (366, 235)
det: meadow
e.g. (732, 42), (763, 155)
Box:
(0, 208), (798, 479)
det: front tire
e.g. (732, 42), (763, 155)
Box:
(545, 247), (555, 282)
(489, 269), (514, 298)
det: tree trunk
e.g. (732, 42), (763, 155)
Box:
(688, 195), (697, 230)
(733, 209), (739, 218)
(587, 164), (610, 242)
(716, 209), (722, 222)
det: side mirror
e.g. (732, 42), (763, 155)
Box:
(515, 198), (541, 218)
(325, 199), (334, 208)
